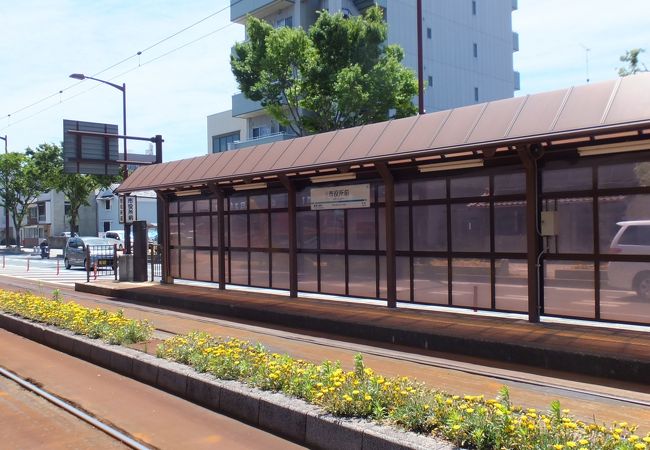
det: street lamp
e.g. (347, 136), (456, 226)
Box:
(69, 73), (131, 252)
(0, 135), (8, 246)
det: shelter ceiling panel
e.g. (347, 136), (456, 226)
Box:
(431, 103), (487, 148)
(271, 135), (315, 170)
(553, 79), (617, 131)
(508, 88), (569, 137)
(292, 130), (338, 168)
(604, 73), (650, 125)
(339, 121), (389, 161)
(467, 96), (527, 144)
(251, 139), (293, 174)
(234, 142), (276, 176)
(398, 111), (450, 154)
(315, 126), (362, 164)
(366, 115), (418, 157)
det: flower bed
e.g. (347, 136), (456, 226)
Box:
(0, 290), (153, 345)
(158, 331), (649, 450)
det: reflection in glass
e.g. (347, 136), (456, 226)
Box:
(230, 251), (248, 285)
(169, 217), (179, 247)
(195, 216), (210, 247)
(412, 205), (447, 251)
(272, 253), (290, 289)
(297, 211), (317, 249)
(542, 166), (591, 193)
(211, 216), (220, 248)
(493, 172), (525, 195)
(378, 206), (409, 251)
(296, 188), (311, 207)
(179, 216), (194, 247)
(271, 213), (289, 248)
(170, 248), (179, 277)
(320, 254), (346, 295)
(450, 176), (489, 198)
(544, 260), (594, 318)
(546, 198), (593, 254)
(229, 194), (247, 211)
(495, 258), (527, 312)
(599, 194), (650, 254)
(598, 160), (650, 189)
(600, 263), (650, 324)
(413, 257), (448, 305)
(452, 259), (490, 308)
(412, 179), (445, 200)
(168, 201), (178, 214)
(249, 213), (269, 248)
(348, 255), (376, 298)
(250, 252), (269, 287)
(179, 200), (193, 214)
(249, 193), (268, 210)
(271, 192), (288, 208)
(451, 203), (490, 252)
(297, 253), (318, 291)
(229, 214), (247, 248)
(494, 202), (526, 253)
(347, 209), (375, 250)
(180, 249), (195, 279)
(211, 252), (220, 282)
(195, 199), (210, 213)
(195, 250), (211, 281)
(320, 210), (345, 250)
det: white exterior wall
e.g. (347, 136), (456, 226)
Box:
(207, 110), (248, 153)
(96, 187), (158, 235)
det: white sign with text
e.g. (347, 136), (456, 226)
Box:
(310, 184), (370, 210)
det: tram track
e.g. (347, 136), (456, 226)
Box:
(0, 365), (151, 450)
(2, 275), (650, 416)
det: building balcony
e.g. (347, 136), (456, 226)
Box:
(513, 32), (519, 52)
(512, 0), (518, 10)
(231, 0), (294, 24)
(229, 132), (294, 150)
(514, 71), (520, 91)
(232, 92), (265, 118)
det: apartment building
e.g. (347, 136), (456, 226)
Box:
(208, 0), (519, 152)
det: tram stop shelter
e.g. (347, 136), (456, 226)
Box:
(117, 74), (650, 328)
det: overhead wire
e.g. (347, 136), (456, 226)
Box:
(1, 0), (242, 133)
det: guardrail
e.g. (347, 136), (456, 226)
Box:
(85, 245), (118, 282)
(149, 244), (162, 281)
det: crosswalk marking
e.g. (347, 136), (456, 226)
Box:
(0, 266), (114, 287)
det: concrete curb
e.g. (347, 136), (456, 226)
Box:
(76, 282), (650, 384)
(0, 312), (453, 450)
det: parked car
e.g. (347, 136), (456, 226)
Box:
(607, 220), (650, 299)
(63, 237), (117, 270)
(104, 230), (125, 250)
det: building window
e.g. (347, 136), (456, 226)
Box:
(473, 43), (478, 58)
(64, 202), (71, 217)
(428, 76), (433, 87)
(474, 87), (479, 102)
(472, 1), (477, 15)
(103, 221), (111, 232)
(252, 127), (271, 139)
(426, 27), (432, 39)
(105, 199), (111, 210)
(37, 202), (46, 222)
(275, 16), (292, 28)
(212, 131), (240, 153)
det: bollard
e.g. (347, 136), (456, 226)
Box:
(56, 258), (60, 276)
(473, 285), (478, 312)
(2, 255), (4, 268)
(27, 258), (30, 272)
(93, 263), (98, 280)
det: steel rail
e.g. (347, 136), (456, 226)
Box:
(0, 366), (151, 450)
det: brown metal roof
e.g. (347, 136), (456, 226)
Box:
(118, 74), (650, 193)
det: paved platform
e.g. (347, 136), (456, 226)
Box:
(76, 281), (650, 384)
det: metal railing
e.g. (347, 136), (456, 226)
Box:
(149, 244), (162, 281)
(85, 244), (118, 282)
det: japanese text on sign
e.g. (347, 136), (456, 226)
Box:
(310, 184), (370, 210)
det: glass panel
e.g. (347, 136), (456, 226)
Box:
(196, 199), (210, 213)
(320, 254), (346, 295)
(378, 206), (410, 251)
(229, 194), (247, 211)
(600, 262), (650, 324)
(211, 215), (220, 248)
(168, 201), (178, 214)
(412, 205), (447, 251)
(249, 213), (269, 248)
(195, 216), (211, 247)
(180, 249), (195, 279)
(451, 258), (491, 309)
(544, 260), (594, 318)
(451, 203), (490, 252)
(347, 209), (375, 250)
(450, 176), (489, 198)
(212, 198), (227, 212)
(543, 166), (592, 193)
(271, 192), (288, 208)
(169, 216), (179, 247)
(319, 210), (345, 250)
(272, 253), (290, 289)
(211, 251), (220, 282)
(179, 216), (194, 247)
(494, 172), (525, 195)
(380, 182), (409, 202)
(250, 252), (270, 287)
(495, 259), (527, 312)
(378, 256), (387, 299)
(413, 257), (448, 305)
(229, 214), (247, 248)
(297, 188), (311, 207)
(494, 201), (526, 253)
(170, 248), (179, 277)
(271, 212), (289, 248)
(348, 255), (376, 298)
(397, 256), (411, 301)
(412, 179), (446, 200)
(598, 160), (650, 189)
(297, 211), (317, 249)
(249, 193), (268, 210)
(547, 198), (593, 254)
(298, 253), (318, 291)
(179, 200), (193, 214)
(195, 250), (211, 281)
(599, 194), (650, 254)
(230, 251), (248, 285)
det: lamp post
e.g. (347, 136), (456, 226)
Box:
(0, 135), (8, 247)
(69, 73), (132, 253)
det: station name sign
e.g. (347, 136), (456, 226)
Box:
(118, 195), (137, 224)
(310, 184), (370, 210)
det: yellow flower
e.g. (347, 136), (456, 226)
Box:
(566, 442), (577, 448)
(553, 445), (564, 450)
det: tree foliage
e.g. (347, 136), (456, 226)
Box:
(231, 6), (418, 136)
(618, 48), (647, 77)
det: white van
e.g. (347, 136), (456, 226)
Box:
(607, 220), (650, 299)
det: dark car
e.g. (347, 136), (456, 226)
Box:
(64, 237), (117, 270)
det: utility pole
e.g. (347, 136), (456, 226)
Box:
(0, 135), (9, 246)
(417, 0), (425, 114)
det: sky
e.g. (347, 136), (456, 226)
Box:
(1, 0), (649, 163)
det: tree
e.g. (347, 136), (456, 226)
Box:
(0, 145), (58, 248)
(618, 48), (647, 77)
(231, 6), (418, 136)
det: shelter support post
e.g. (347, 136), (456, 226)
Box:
(215, 187), (226, 290)
(376, 162), (397, 308)
(516, 145), (541, 323)
(279, 175), (298, 298)
(157, 192), (173, 284)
